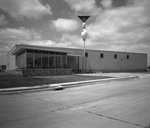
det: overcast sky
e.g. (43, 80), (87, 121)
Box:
(0, 0), (150, 65)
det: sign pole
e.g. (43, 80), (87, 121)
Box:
(83, 39), (85, 72)
(78, 16), (90, 73)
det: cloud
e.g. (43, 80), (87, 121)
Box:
(59, 34), (82, 47)
(12, 39), (72, 48)
(0, 27), (42, 53)
(63, 0), (98, 15)
(51, 18), (79, 32)
(26, 34), (83, 49)
(26, 35), (82, 49)
(21, 34), (83, 49)
(0, 15), (8, 26)
(0, 0), (52, 20)
(18, 40), (57, 47)
(101, 0), (112, 8)
(0, 27), (41, 40)
(86, 0), (150, 52)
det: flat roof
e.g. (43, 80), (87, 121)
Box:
(11, 43), (147, 56)
(52, 46), (147, 55)
(11, 44), (72, 55)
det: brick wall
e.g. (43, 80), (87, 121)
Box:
(16, 69), (72, 77)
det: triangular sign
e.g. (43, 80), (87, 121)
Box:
(78, 16), (90, 22)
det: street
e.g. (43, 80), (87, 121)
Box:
(0, 75), (150, 128)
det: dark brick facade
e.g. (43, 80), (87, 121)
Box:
(16, 69), (72, 77)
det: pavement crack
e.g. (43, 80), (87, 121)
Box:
(85, 110), (148, 128)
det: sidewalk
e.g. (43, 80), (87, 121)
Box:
(0, 72), (149, 94)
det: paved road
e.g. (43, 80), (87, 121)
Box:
(0, 75), (150, 128)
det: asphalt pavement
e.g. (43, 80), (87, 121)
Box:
(0, 74), (150, 128)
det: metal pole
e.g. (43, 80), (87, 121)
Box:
(83, 39), (85, 72)
(78, 15), (90, 73)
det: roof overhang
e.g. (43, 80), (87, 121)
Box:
(11, 44), (72, 55)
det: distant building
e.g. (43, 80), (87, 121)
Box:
(0, 54), (7, 66)
(7, 44), (147, 76)
(0, 65), (6, 72)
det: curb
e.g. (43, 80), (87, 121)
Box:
(0, 76), (139, 94)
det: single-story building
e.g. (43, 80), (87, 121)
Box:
(7, 44), (147, 76)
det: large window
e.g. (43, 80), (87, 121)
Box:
(49, 55), (55, 68)
(27, 50), (34, 68)
(60, 55), (67, 68)
(56, 56), (60, 68)
(26, 49), (67, 69)
(42, 51), (49, 68)
(35, 50), (42, 68)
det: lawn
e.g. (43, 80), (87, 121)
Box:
(0, 72), (112, 89)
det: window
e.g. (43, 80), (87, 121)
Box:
(60, 55), (67, 68)
(126, 55), (129, 59)
(34, 50), (42, 68)
(49, 55), (55, 68)
(27, 50), (34, 68)
(114, 54), (117, 59)
(56, 56), (60, 68)
(100, 53), (104, 58)
(85, 52), (88, 57)
(42, 51), (49, 68)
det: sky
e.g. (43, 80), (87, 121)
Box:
(0, 0), (150, 65)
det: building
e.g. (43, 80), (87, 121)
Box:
(7, 44), (147, 76)
(0, 65), (6, 72)
(7, 45), (18, 70)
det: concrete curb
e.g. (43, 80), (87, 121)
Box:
(0, 76), (139, 94)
